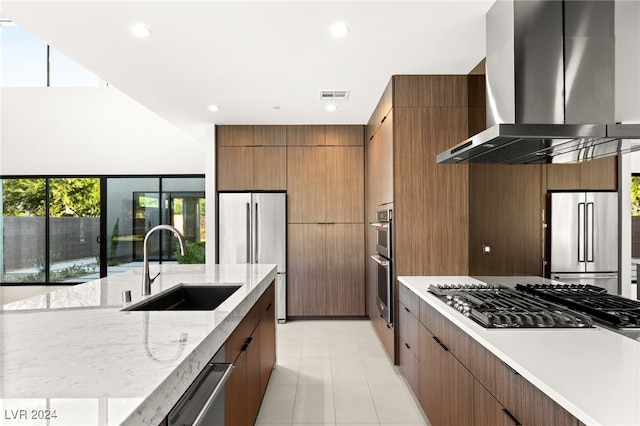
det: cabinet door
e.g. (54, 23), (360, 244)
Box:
(419, 323), (473, 426)
(546, 164), (581, 190)
(325, 224), (365, 316)
(325, 146), (363, 223)
(286, 125), (326, 146)
(474, 379), (515, 426)
(246, 331), (262, 426)
(378, 109), (394, 206)
(287, 224), (326, 316)
(254, 125), (286, 146)
(217, 125), (254, 147)
(399, 302), (420, 397)
(254, 146), (286, 190)
(260, 283), (276, 398)
(519, 378), (579, 426)
(287, 147), (325, 223)
(225, 350), (247, 426)
(580, 156), (617, 190)
(325, 125), (364, 146)
(217, 147), (253, 191)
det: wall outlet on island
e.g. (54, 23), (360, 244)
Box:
(482, 243), (492, 255)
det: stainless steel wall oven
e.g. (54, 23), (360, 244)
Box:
(371, 208), (393, 325)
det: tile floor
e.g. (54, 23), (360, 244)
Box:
(255, 320), (430, 426)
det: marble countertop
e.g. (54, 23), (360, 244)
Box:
(0, 263), (277, 426)
(398, 276), (640, 426)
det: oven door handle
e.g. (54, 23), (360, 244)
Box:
(370, 222), (389, 229)
(371, 255), (389, 266)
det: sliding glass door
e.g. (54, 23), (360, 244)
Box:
(1, 175), (204, 285)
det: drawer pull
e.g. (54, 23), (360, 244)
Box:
(501, 360), (520, 376)
(502, 408), (522, 426)
(432, 336), (449, 352)
(404, 306), (410, 313)
(404, 342), (411, 349)
(241, 337), (253, 352)
(265, 302), (273, 312)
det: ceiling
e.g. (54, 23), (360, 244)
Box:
(2, 1), (495, 143)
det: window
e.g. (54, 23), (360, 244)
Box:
(0, 23), (105, 87)
(1, 176), (205, 285)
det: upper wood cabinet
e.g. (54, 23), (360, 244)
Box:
(216, 125), (287, 191)
(325, 125), (364, 146)
(217, 146), (286, 191)
(254, 125), (286, 146)
(217, 126), (255, 147)
(287, 146), (363, 223)
(286, 125), (326, 146)
(546, 157), (618, 190)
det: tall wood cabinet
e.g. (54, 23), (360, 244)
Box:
(365, 75), (481, 362)
(286, 126), (365, 317)
(216, 125), (365, 318)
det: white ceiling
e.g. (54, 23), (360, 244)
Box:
(2, 1), (494, 143)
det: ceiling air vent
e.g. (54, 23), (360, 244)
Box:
(320, 90), (349, 101)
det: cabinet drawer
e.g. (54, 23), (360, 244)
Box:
(419, 298), (470, 366)
(399, 341), (420, 399)
(399, 301), (420, 359)
(226, 302), (261, 363)
(399, 284), (419, 315)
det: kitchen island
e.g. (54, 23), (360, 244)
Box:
(399, 276), (640, 426)
(0, 264), (277, 426)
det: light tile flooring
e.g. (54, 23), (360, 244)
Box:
(256, 320), (429, 426)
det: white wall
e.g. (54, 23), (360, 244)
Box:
(0, 86), (205, 175)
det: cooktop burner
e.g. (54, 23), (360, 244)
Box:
(428, 284), (594, 329)
(516, 284), (640, 329)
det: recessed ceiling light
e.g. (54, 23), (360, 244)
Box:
(330, 23), (349, 38)
(326, 104), (337, 112)
(208, 105), (221, 112)
(131, 23), (152, 38)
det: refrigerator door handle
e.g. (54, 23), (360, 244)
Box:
(578, 202), (586, 262)
(254, 202), (259, 263)
(586, 202), (594, 263)
(246, 203), (251, 263)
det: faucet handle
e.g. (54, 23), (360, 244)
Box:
(150, 272), (161, 284)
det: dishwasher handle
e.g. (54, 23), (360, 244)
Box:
(168, 362), (234, 426)
(193, 363), (234, 426)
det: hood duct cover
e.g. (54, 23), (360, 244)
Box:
(437, 0), (640, 164)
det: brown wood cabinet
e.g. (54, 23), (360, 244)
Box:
(546, 157), (617, 191)
(216, 125), (287, 191)
(288, 223), (364, 316)
(287, 146), (363, 223)
(400, 282), (581, 426)
(225, 282), (276, 426)
(398, 294), (420, 398)
(365, 75), (476, 363)
(286, 125), (326, 146)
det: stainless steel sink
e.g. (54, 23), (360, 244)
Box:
(123, 285), (242, 311)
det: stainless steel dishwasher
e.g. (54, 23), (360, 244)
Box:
(167, 346), (233, 426)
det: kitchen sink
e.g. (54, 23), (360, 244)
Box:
(123, 285), (242, 311)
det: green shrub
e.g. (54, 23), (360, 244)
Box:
(175, 241), (205, 264)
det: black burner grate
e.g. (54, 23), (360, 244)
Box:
(516, 284), (640, 328)
(428, 284), (594, 329)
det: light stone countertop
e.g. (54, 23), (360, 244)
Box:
(399, 275), (640, 426)
(0, 263), (277, 426)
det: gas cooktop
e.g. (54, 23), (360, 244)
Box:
(516, 284), (640, 329)
(428, 284), (594, 329)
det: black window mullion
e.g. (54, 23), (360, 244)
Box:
(99, 178), (107, 278)
(46, 45), (50, 87)
(45, 178), (50, 284)
(158, 177), (163, 264)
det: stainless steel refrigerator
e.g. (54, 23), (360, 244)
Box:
(218, 192), (287, 323)
(549, 191), (618, 294)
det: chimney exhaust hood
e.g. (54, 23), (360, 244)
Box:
(437, 0), (640, 165)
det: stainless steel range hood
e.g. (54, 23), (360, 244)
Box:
(437, 0), (640, 165)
